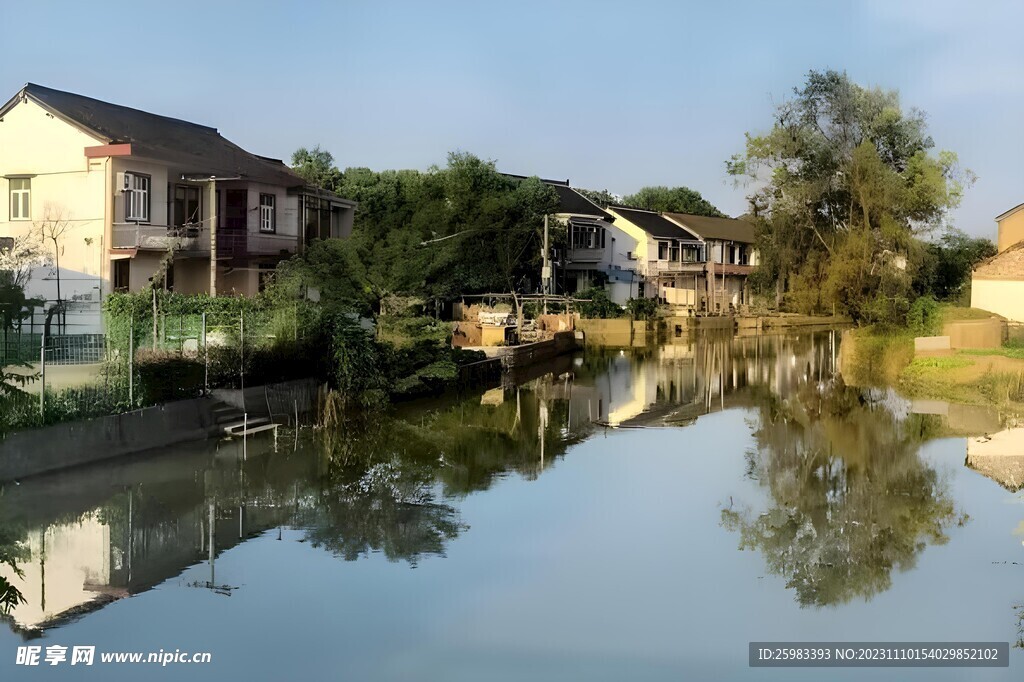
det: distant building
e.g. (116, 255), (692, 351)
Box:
(500, 174), (760, 310)
(662, 212), (758, 311)
(605, 205), (704, 306)
(971, 204), (1024, 322)
(0, 83), (355, 332)
(502, 175), (643, 304)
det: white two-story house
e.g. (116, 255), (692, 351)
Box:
(663, 212), (758, 312)
(0, 83), (355, 333)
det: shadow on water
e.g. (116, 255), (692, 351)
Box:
(0, 327), (1020, 646)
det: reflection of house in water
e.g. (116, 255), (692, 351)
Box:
(967, 428), (1024, 492)
(565, 331), (839, 427)
(0, 437), (305, 632)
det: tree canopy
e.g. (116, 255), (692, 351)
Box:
(273, 151), (559, 312)
(728, 70), (974, 325)
(291, 145), (343, 190)
(621, 185), (724, 217)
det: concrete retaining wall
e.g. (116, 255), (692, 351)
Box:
(0, 378), (319, 482)
(576, 318), (633, 346)
(942, 318), (1005, 350)
(0, 397), (219, 482)
(466, 331), (578, 367)
(211, 378), (318, 421)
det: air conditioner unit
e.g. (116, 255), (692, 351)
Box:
(116, 171), (133, 192)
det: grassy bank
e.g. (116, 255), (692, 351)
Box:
(842, 318), (1024, 411)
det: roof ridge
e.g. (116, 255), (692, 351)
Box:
(24, 83), (218, 133)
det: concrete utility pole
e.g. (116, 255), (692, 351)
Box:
(542, 214), (550, 315)
(209, 180), (217, 296)
(183, 174), (239, 297)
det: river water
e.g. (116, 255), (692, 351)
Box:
(1, 329), (1022, 680)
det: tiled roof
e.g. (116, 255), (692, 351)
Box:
(663, 212), (756, 243)
(609, 206), (699, 240)
(10, 83), (305, 187)
(501, 173), (612, 221)
(973, 241), (1024, 279)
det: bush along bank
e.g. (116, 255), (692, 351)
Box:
(841, 306), (1024, 412)
(0, 292), (489, 436)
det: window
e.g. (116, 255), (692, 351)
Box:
(569, 222), (604, 250)
(125, 173), (150, 222)
(173, 185), (201, 226)
(113, 259), (131, 292)
(9, 178), (30, 220)
(658, 241), (669, 260)
(259, 194), (276, 233)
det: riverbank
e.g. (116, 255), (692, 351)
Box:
(840, 327), (1024, 412)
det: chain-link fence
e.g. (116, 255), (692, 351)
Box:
(2, 305), (317, 435)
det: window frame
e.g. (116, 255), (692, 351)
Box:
(259, 193), (276, 233)
(173, 184), (202, 227)
(9, 178), (31, 221)
(124, 173), (151, 223)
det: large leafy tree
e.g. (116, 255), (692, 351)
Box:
(291, 145), (343, 190)
(272, 152), (558, 312)
(915, 228), (996, 302)
(728, 70), (973, 324)
(622, 185), (724, 216)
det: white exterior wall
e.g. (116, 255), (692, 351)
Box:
(111, 158), (172, 225)
(0, 98), (108, 332)
(972, 278), (1024, 323)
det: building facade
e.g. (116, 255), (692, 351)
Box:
(971, 204), (1024, 322)
(0, 84), (355, 333)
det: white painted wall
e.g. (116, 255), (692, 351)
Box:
(972, 278), (1024, 322)
(0, 98), (108, 332)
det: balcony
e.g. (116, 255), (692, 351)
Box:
(648, 259), (704, 274)
(112, 224), (205, 252)
(711, 263), (754, 276)
(241, 232), (298, 256)
(112, 225), (296, 258)
(567, 247), (605, 263)
(215, 232), (296, 257)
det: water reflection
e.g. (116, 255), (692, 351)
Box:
(0, 328), (1017, 643)
(721, 379), (961, 606)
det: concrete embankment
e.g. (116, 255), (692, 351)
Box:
(0, 378), (316, 482)
(462, 331), (579, 367)
(577, 314), (850, 346)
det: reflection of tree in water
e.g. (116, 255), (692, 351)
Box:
(722, 379), (960, 607)
(302, 382), (579, 565)
(0, 517), (29, 615)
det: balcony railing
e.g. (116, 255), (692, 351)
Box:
(112, 225), (297, 257)
(112, 224), (205, 252)
(711, 263), (754, 276)
(567, 247), (605, 262)
(216, 232), (297, 257)
(648, 259), (704, 273)
(245, 232), (298, 256)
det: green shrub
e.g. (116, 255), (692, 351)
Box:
(576, 288), (624, 319)
(907, 296), (941, 336)
(626, 297), (659, 320)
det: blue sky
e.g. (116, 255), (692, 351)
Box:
(4, 0), (1020, 237)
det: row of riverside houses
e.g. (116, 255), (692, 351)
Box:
(0, 83), (356, 334)
(505, 175), (758, 311)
